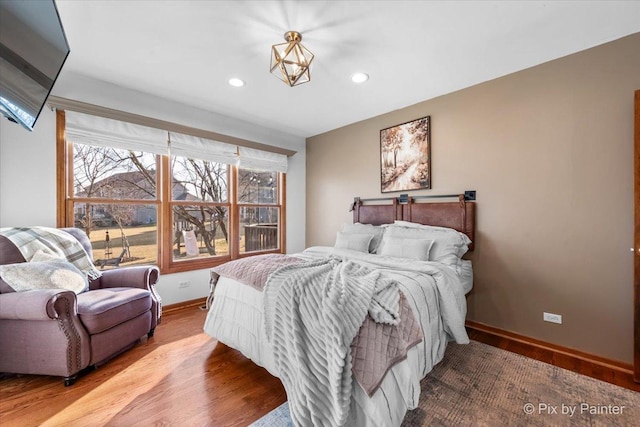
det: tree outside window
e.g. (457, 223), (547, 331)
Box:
(64, 140), (284, 273)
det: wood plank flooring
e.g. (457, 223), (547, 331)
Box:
(0, 307), (286, 427)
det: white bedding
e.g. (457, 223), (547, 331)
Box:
(203, 246), (471, 427)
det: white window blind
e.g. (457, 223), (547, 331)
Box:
(65, 111), (168, 155)
(64, 110), (288, 172)
(238, 146), (288, 173)
(169, 132), (239, 165)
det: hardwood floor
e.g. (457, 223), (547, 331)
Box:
(0, 307), (286, 427)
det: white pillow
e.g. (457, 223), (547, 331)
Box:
(393, 221), (472, 255)
(340, 223), (386, 253)
(379, 236), (433, 261)
(385, 222), (471, 266)
(0, 260), (89, 294)
(334, 231), (374, 253)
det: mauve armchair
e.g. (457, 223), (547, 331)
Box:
(0, 227), (161, 386)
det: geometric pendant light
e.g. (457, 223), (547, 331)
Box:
(270, 31), (314, 87)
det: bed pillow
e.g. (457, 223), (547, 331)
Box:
(334, 231), (374, 253)
(385, 222), (471, 266)
(0, 259), (89, 294)
(341, 223), (386, 253)
(378, 236), (433, 261)
(392, 221), (472, 257)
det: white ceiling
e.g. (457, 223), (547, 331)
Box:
(55, 0), (640, 139)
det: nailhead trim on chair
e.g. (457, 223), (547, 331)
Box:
(56, 296), (83, 375)
(153, 287), (163, 325)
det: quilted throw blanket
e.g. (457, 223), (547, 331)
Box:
(263, 256), (412, 427)
(0, 227), (102, 280)
(211, 254), (303, 291)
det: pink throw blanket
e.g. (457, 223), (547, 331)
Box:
(212, 254), (303, 291)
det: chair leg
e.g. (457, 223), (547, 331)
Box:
(64, 375), (77, 387)
(148, 328), (155, 338)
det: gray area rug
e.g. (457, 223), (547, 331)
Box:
(250, 402), (293, 427)
(250, 340), (639, 426)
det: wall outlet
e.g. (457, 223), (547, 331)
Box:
(543, 312), (562, 324)
(179, 281), (190, 288)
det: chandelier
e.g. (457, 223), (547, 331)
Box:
(270, 31), (314, 87)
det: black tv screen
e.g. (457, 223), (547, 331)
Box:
(0, 0), (70, 131)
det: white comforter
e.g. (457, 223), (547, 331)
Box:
(203, 246), (470, 427)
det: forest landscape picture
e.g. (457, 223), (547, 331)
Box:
(380, 116), (431, 192)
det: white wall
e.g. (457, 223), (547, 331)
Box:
(0, 108), (58, 227)
(0, 73), (306, 305)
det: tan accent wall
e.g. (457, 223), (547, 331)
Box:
(306, 33), (640, 363)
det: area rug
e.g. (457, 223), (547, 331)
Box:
(250, 340), (640, 426)
(250, 401), (293, 427)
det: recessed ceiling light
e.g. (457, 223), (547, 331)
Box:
(228, 78), (245, 87)
(351, 72), (369, 84)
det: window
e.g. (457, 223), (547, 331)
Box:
(71, 143), (159, 268)
(238, 169), (280, 254)
(170, 155), (230, 263)
(57, 110), (286, 274)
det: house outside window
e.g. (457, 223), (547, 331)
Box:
(71, 144), (159, 268)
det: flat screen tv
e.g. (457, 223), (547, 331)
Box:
(0, 0), (70, 131)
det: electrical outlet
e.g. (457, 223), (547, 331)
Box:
(179, 281), (190, 288)
(543, 312), (562, 324)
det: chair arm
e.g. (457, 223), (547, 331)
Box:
(98, 265), (160, 290)
(0, 289), (77, 320)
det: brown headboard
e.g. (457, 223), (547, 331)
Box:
(352, 195), (476, 251)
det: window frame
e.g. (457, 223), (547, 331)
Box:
(57, 110), (286, 274)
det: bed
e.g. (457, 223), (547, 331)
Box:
(203, 195), (476, 426)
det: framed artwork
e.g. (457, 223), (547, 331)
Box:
(380, 116), (431, 193)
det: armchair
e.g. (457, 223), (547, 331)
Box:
(0, 227), (161, 386)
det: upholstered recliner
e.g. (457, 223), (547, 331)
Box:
(0, 227), (161, 386)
